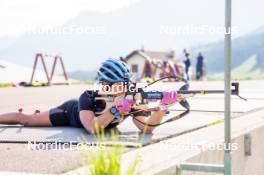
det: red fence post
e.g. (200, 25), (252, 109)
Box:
(30, 53), (69, 86)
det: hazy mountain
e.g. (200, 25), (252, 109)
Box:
(68, 70), (96, 80)
(0, 36), (17, 50)
(192, 26), (264, 74)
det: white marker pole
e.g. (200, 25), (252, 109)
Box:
(224, 0), (232, 174)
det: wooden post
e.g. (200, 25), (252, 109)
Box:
(30, 53), (40, 84)
(40, 55), (51, 86)
(58, 56), (69, 85)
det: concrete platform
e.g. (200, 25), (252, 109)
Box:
(0, 80), (264, 174)
(119, 105), (264, 175)
(0, 112), (231, 147)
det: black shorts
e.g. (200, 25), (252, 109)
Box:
(49, 99), (82, 127)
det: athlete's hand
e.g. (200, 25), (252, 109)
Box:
(115, 98), (135, 114)
(160, 91), (178, 105)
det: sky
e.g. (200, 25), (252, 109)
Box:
(0, 0), (139, 38)
(0, 0), (263, 39)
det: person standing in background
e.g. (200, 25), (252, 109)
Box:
(196, 52), (204, 80)
(183, 49), (191, 80)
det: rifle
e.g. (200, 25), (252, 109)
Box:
(94, 76), (247, 127)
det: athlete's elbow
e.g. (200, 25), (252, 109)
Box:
(83, 125), (95, 134)
(84, 121), (107, 134)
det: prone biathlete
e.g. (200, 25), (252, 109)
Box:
(0, 59), (178, 134)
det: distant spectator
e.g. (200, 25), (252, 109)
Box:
(196, 52), (204, 80)
(144, 61), (152, 78)
(183, 49), (191, 80)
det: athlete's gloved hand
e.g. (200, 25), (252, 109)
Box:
(160, 91), (178, 105)
(115, 98), (135, 114)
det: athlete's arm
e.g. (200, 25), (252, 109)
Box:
(78, 91), (115, 134)
(133, 91), (178, 133)
(79, 109), (115, 134)
(132, 110), (165, 134)
(116, 98), (166, 133)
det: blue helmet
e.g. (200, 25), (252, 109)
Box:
(97, 58), (132, 83)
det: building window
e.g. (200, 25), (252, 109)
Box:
(131, 64), (138, 73)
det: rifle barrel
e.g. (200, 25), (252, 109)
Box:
(178, 90), (225, 94)
(178, 89), (237, 95)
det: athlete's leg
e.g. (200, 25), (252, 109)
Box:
(0, 111), (52, 126)
(0, 112), (21, 125)
(20, 111), (52, 126)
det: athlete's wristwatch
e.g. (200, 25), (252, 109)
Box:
(110, 106), (120, 120)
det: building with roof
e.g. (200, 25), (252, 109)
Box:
(125, 49), (183, 81)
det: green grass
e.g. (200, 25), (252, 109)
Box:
(70, 79), (94, 85)
(0, 82), (14, 87)
(207, 55), (264, 81)
(81, 125), (141, 175)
